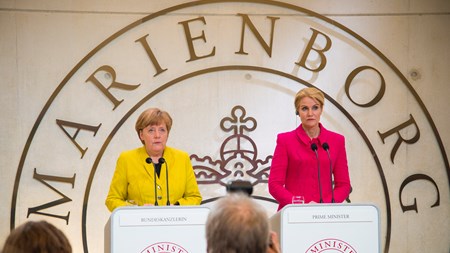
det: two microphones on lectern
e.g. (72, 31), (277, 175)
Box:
(311, 141), (335, 203)
(146, 157), (170, 206)
(146, 157), (165, 165)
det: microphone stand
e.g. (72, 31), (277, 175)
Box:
(159, 158), (170, 206)
(146, 158), (158, 206)
(311, 143), (323, 203)
(322, 143), (335, 203)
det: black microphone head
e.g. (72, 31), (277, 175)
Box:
(311, 143), (318, 151)
(158, 157), (165, 164)
(145, 157), (152, 164)
(322, 142), (329, 150)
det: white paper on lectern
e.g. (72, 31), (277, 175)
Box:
(107, 206), (210, 253)
(279, 204), (380, 253)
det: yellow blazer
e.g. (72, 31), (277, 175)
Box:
(105, 146), (202, 211)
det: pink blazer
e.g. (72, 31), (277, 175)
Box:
(268, 124), (351, 210)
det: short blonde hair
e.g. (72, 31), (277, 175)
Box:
(135, 108), (173, 142)
(294, 87), (325, 113)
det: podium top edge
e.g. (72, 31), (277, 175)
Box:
(110, 205), (210, 215)
(280, 203), (380, 212)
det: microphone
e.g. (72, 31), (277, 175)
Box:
(146, 158), (158, 206)
(158, 158), (170, 206)
(311, 143), (323, 203)
(322, 142), (335, 203)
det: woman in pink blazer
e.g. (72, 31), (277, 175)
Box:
(268, 87), (351, 211)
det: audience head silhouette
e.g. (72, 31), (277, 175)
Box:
(2, 220), (72, 253)
(205, 193), (272, 253)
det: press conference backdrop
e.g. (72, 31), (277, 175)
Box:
(0, 1), (449, 252)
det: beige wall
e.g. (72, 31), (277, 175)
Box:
(1, 0), (449, 252)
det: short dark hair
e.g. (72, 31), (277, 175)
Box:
(2, 220), (72, 253)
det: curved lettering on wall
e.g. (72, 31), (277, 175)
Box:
(10, 1), (449, 253)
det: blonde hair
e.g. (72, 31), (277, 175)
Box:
(135, 108), (173, 142)
(294, 87), (325, 113)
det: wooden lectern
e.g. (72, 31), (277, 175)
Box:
(105, 206), (210, 253)
(270, 204), (380, 253)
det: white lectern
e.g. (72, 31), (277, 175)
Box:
(270, 204), (380, 253)
(105, 206), (210, 253)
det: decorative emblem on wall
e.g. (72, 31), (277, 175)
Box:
(191, 105), (272, 186)
(8, 1), (448, 252)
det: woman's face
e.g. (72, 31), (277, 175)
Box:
(297, 96), (322, 129)
(139, 122), (168, 156)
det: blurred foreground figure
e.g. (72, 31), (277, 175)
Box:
(205, 193), (280, 253)
(2, 220), (72, 253)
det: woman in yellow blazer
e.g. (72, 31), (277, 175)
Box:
(105, 108), (202, 212)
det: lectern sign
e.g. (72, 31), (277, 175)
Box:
(105, 206), (208, 253)
(280, 204), (379, 253)
(10, 1), (448, 253)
